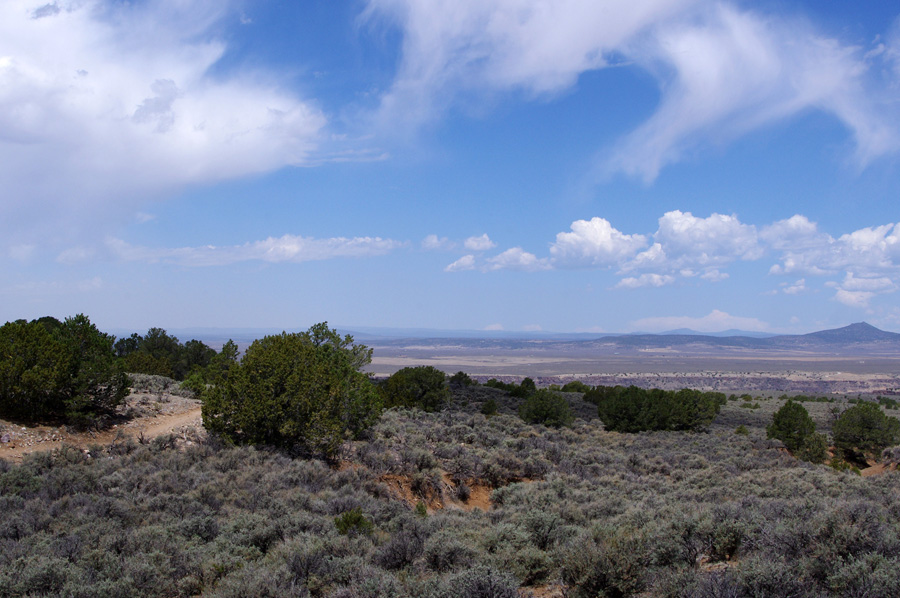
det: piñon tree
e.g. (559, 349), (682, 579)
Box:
(202, 323), (382, 457)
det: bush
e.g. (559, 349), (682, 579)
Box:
(796, 432), (828, 464)
(767, 400), (816, 453)
(833, 402), (900, 460)
(561, 380), (591, 393)
(590, 386), (723, 433)
(381, 366), (450, 412)
(518, 390), (573, 428)
(449, 371), (475, 387)
(0, 315), (128, 422)
(201, 323), (382, 457)
(334, 508), (374, 536)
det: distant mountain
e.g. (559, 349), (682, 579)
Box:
(799, 322), (900, 343)
(660, 328), (777, 338)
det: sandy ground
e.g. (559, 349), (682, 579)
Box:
(0, 391), (203, 463)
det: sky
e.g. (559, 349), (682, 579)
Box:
(2, 0), (900, 335)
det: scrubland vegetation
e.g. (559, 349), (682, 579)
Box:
(3, 316), (900, 597)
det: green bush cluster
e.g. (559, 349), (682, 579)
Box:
(201, 323), (382, 458)
(518, 389), (574, 428)
(767, 400), (828, 463)
(485, 377), (536, 398)
(586, 385), (725, 432)
(115, 328), (237, 384)
(380, 366), (450, 412)
(0, 315), (128, 422)
(832, 402), (900, 461)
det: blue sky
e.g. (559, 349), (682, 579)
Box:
(2, 0), (900, 334)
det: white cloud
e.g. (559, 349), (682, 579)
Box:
(701, 269), (729, 282)
(650, 210), (762, 265)
(478, 211), (900, 308)
(833, 288), (876, 309)
(550, 217), (647, 267)
(782, 279), (806, 295)
(108, 234), (403, 266)
(366, 0), (899, 178)
(57, 246), (96, 265)
(485, 247), (551, 271)
(607, 5), (897, 180)
(630, 309), (770, 332)
(766, 218), (900, 277)
(365, 0), (697, 133)
(484, 323), (504, 331)
(0, 0), (326, 242)
(615, 273), (676, 289)
(620, 210), (760, 280)
(422, 234), (453, 250)
(444, 254), (476, 272)
(464, 234), (497, 251)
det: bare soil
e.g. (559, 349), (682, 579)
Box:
(0, 390), (203, 463)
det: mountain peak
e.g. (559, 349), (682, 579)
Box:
(803, 321), (900, 343)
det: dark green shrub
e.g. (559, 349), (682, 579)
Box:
(202, 323), (382, 457)
(510, 377), (536, 398)
(449, 371), (475, 387)
(767, 400), (816, 452)
(481, 398), (498, 416)
(796, 432), (828, 464)
(833, 402), (900, 460)
(334, 508), (374, 536)
(561, 380), (591, 393)
(0, 315), (128, 422)
(381, 365), (450, 411)
(592, 386), (721, 432)
(518, 390), (573, 428)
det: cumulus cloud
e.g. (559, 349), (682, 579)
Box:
(485, 247), (551, 271)
(479, 211), (900, 309)
(444, 254), (476, 272)
(549, 217), (647, 267)
(0, 0), (326, 242)
(422, 234), (453, 250)
(630, 309), (770, 333)
(107, 234), (403, 267)
(464, 234), (497, 251)
(763, 216), (900, 276)
(366, 0), (899, 178)
(615, 273), (676, 289)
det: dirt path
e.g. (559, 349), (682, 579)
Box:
(0, 402), (204, 463)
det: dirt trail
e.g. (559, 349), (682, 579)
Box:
(0, 403), (203, 463)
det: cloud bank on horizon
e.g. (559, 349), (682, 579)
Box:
(1, 0), (899, 333)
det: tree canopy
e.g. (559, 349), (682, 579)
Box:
(833, 402), (900, 460)
(0, 315), (128, 422)
(380, 366), (449, 412)
(767, 400), (827, 463)
(518, 389), (573, 428)
(201, 324), (382, 458)
(587, 385), (724, 433)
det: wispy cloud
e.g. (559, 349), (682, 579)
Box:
(107, 235), (404, 266)
(366, 0), (899, 178)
